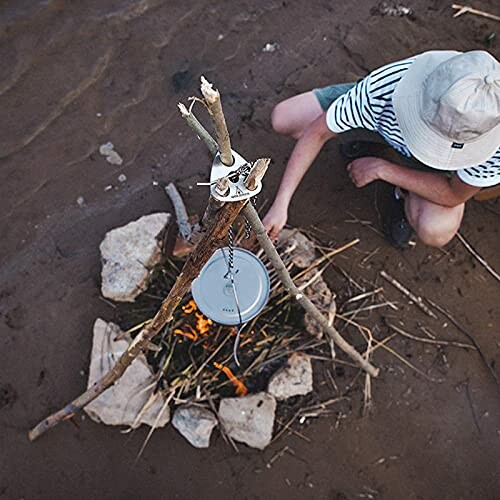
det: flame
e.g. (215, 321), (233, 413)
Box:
(182, 300), (197, 314)
(195, 312), (213, 336)
(174, 325), (198, 341)
(213, 362), (248, 396)
(175, 300), (214, 342)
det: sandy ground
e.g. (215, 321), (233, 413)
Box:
(1, 1), (499, 499)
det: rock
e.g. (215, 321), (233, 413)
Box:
(218, 392), (276, 449)
(279, 229), (316, 268)
(85, 319), (170, 428)
(99, 141), (123, 165)
(172, 405), (218, 448)
(299, 268), (335, 338)
(268, 353), (313, 400)
(100, 213), (170, 302)
(118, 174), (127, 183)
(262, 42), (279, 53)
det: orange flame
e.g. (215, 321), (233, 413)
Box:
(195, 312), (213, 336)
(174, 325), (198, 341)
(213, 362), (248, 396)
(182, 300), (197, 314)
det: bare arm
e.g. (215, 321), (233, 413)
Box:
(348, 157), (481, 206)
(263, 113), (335, 238)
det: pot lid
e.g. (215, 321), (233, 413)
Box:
(191, 247), (270, 325)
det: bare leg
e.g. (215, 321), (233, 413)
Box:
(405, 192), (464, 248)
(271, 91), (324, 139)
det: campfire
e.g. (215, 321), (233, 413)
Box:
(117, 226), (333, 404)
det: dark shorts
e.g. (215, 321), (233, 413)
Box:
(313, 83), (356, 111)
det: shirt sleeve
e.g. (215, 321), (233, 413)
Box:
(325, 78), (377, 133)
(457, 152), (500, 187)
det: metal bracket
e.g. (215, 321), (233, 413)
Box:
(210, 149), (263, 202)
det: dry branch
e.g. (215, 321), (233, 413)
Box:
(380, 270), (437, 319)
(165, 182), (192, 241)
(200, 76), (232, 165)
(242, 203), (379, 377)
(456, 232), (500, 282)
(452, 4), (500, 21)
(245, 158), (271, 191)
(29, 198), (247, 441)
(177, 103), (218, 155)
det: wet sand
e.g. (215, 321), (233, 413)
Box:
(1, 1), (499, 499)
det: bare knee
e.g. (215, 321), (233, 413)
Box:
(406, 196), (464, 248)
(418, 223), (458, 248)
(271, 102), (293, 136)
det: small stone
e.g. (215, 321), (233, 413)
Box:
(104, 185), (113, 192)
(100, 213), (171, 302)
(279, 229), (316, 268)
(172, 405), (218, 448)
(262, 42), (279, 52)
(218, 393), (276, 449)
(99, 142), (123, 165)
(118, 174), (127, 183)
(268, 353), (313, 400)
(85, 319), (170, 428)
(76, 196), (85, 207)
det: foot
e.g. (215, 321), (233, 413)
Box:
(376, 183), (413, 249)
(340, 141), (388, 160)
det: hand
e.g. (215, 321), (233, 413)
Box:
(262, 201), (288, 241)
(347, 157), (385, 188)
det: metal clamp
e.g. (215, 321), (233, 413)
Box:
(210, 149), (263, 202)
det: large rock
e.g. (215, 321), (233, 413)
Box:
(218, 392), (276, 449)
(100, 213), (170, 302)
(172, 405), (218, 448)
(84, 319), (170, 428)
(279, 229), (316, 268)
(267, 353), (313, 400)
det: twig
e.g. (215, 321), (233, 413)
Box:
(463, 379), (482, 434)
(177, 103), (217, 155)
(427, 298), (500, 393)
(456, 232), (500, 282)
(165, 183), (192, 240)
(387, 323), (475, 350)
(200, 76), (232, 165)
(452, 4), (500, 22)
(378, 342), (443, 383)
(243, 203), (379, 377)
(245, 158), (271, 191)
(343, 287), (383, 306)
(380, 270), (437, 319)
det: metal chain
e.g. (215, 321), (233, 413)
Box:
(227, 224), (234, 272)
(244, 195), (257, 239)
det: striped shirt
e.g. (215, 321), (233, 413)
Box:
(326, 57), (500, 188)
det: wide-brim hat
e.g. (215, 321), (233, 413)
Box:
(393, 50), (500, 170)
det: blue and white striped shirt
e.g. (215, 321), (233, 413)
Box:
(326, 57), (500, 187)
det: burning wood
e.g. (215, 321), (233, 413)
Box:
(213, 362), (248, 396)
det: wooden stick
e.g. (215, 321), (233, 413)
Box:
(245, 158), (271, 191)
(456, 232), (500, 282)
(165, 182), (192, 241)
(28, 198), (247, 441)
(452, 4), (500, 21)
(177, 103), (218, 155)
(387, 323), (475, 350)
(380, 270), (438, 319)
(242, 203), (379, 377)
(200, 76), (232, 165)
